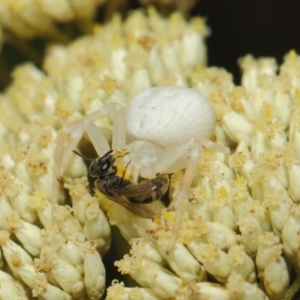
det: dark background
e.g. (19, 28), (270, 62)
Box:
(193, 0), (300, 84)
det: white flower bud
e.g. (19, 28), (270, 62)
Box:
(0, 230), (33, 279)
(129, 68), (152, 97)
(106, 281), (162, 300)
(148, 47), (166, 85)
(211, 186), (236, 231)
(5, 212), (42, 257)
(18, 262), (71, 299)
(130, 238), (166, 266)
(256, 232), (280, 279)
(214, 123), (229, 145)
(82, 241), (106, 299)
(196, 243), (230, 283)
(155, 231), (206, 282)
(161, 42), (180, 72)
(26, 149), (54, 198)
(33, 282), (72, 300)
(29, 191), (53, 227)
(82, 196), (111, 255)
(0, 7), (35, 39)
(54, 205), (83, 236)
(193, 68), (234, 98)
(231, 175), (253, 219)
(0, 280), (28, 300)
(248, 200), (271, 232)
(40, 0), (74, 21)
(64, 177), (90, 225)
(231, 87), (257, 120)
(263, 249), (289, 299)
(231, 140), (255, 181)
(58, 240), (84, 275)
(264, 185), (291, 236)
(214, 156), (235, 181)
(238, 215), (263, 256)
(221, 111), (253, 145)
(288, 163), (300, 202)
(289, 116), (300, 153)
(0, 269), (18, 281)
(115, 255), (183, 299)
(63, 153), (88, 183)
(12, 158), (35, 188)
(176, 281), (232, 300)
(0, 196), (15, 229)
(226, 272), (268, 300)
(274, 91), (292, 128)
(183, 219), (237, 251)
(0, 272), (29, 298)
(282, 204), (300, 263)
(271, 156), (289, 190)
(17, 263), (40, 288)
(239, 55), (277, 92)
(251, 131), (268, 162)
(228, 245), (256, 283)
(268, 129), (287, 150)
(111, 48), (128, 83)
(1, 153), (15, 171)
(180, 30), (206, 68)
(189, 185), (213, 222)
(36, 252), (84, 298)
(206, 222), (238, 250)
(5, 177), (37, 223)
(131, 210), (160, 240)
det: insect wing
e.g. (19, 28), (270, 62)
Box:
(109, 191), (155, 219)
(119, 175), (169, 203)
(121, 181), (156, 200)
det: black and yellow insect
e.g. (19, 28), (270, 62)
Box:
(74, 150), (169, 218)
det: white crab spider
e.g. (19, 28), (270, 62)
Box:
(55, 86), (219, 251)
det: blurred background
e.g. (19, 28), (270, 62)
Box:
(1, 0), (300, 90)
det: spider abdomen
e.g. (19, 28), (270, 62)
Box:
(126, 86), (215, 148)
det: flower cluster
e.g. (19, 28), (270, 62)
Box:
(0, 8), (209, 299)
(105, 51), (300, 300)
(2, 2), (300, 298)
(0, 0), (106, 40)
(0, 97), (110, 298)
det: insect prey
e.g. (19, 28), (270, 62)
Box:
(73, 150), (169, 219)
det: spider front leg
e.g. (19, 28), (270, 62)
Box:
(55, 103), (125, 181)
(141, 138), (203, 253)
(167, 140), (201, 253)
(159, 139), (229, 253)
(53, 102), (126, 213)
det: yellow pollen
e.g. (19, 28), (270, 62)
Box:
(218, 186), (228, 198)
